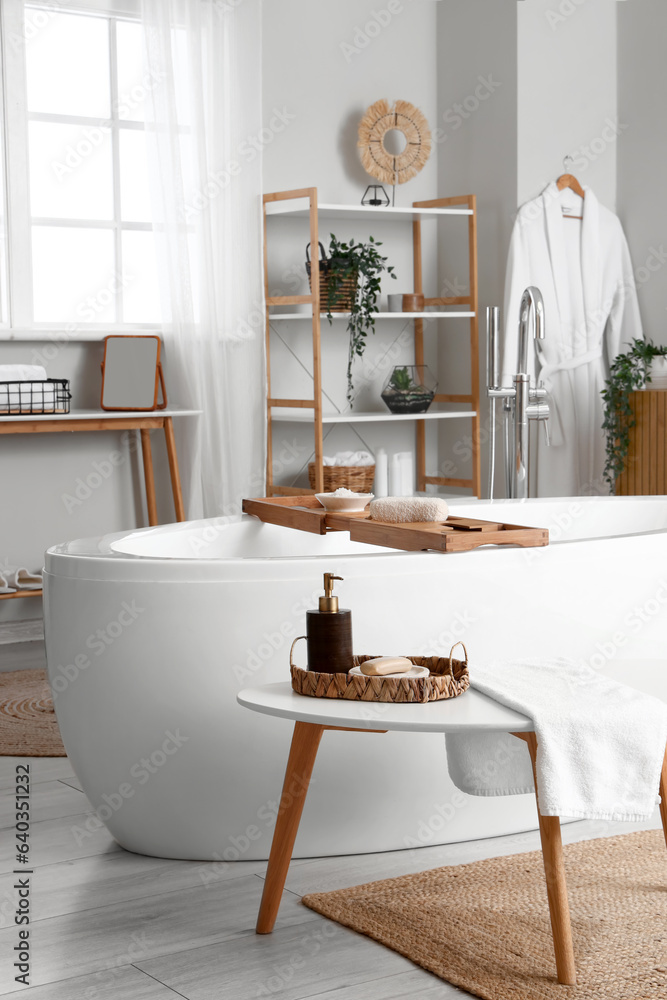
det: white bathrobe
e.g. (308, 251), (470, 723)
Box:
(502, 183), (642, 497)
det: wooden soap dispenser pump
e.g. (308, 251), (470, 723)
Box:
(306, 573), (354, 674)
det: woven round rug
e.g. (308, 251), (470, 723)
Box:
(0, 669), (65, 756)
(303, 829), (667, 999)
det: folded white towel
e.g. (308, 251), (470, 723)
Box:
(322, 451), (374, 467)
(0, 366), (52, 413)
(445, 658), (667, 822)
(0, 569), (16, 594)
(0, 365), (47, 381)
(3, 567), (42, 591)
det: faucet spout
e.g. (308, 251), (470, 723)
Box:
(517, 286), (545, 376)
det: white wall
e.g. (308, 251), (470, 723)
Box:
(517, 0), (617, 209)
(435, 0), (518, 496)
(262, 0), (441, 490)
(617, 0), (667, 346)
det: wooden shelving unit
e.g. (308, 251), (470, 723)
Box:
(262, 188), (481, 497)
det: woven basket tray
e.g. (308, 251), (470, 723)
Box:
(290, 643), (469, 704)
(308, 463), (375, 492)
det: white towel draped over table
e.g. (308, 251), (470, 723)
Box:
(445, 659), (667, 822)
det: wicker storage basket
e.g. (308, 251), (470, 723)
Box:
(306, 242), (357, 312)
(308, 463), (375, 492)
(290, 643), (469, 704)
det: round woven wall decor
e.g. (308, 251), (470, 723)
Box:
(358, 99), (431, 186)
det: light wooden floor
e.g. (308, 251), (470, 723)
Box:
(0, 756), (662, 999)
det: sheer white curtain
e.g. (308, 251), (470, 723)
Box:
(141, 0), (265, 518)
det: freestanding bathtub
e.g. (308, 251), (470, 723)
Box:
(44, 496), (667, 861)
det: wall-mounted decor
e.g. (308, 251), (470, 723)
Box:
(358, 99), (432, 193)
(101, 335), (167, 412)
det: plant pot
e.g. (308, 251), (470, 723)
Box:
(648, 357), (667, 389)
(305, 243), (358, 312)
(380, 365), (437, 415)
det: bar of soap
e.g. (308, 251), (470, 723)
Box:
(359, 656), (413, 676)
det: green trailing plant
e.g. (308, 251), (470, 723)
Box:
(602, 338), (667, 490)
(325, 234), (396, 404)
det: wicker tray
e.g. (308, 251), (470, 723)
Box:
(290, 641), (469, 704)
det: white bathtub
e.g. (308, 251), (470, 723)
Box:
(43, 496), (667, 861)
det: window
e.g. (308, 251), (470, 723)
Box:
(1, 1), (160, 335)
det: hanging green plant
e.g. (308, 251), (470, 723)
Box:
(324, 234), (396, 404)
(602, 338), (667, 490)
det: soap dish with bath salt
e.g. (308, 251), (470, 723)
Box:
(315, 489), (374, 512)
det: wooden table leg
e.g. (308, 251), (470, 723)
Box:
(660, 744), (667, 850)
(523, 732), (577, 986)
(256, 721), (324, 934)
(163, 417), (186, 522)
(140, 429), (158, 526)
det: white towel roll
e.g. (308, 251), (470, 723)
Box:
(369, 497), (449, 523)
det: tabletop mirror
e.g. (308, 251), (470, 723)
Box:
(101, 335), (167, 412)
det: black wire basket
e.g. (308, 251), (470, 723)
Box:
(0, 379), (71, 416)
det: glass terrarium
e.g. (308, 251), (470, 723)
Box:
(380, 365), (437, 415)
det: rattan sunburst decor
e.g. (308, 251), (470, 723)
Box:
(358, 99), (431, 186)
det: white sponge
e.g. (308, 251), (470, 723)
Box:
(369, 497), (449, 524)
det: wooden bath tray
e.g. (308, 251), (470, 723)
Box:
(242, 496), (549, 553)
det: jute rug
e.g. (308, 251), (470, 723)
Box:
(0, 669), (66, 756)
(303, 830), (667, 999)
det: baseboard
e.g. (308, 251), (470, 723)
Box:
(0, 641), (47, 673)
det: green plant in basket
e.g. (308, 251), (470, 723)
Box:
(325, 234), (396, 405)
(602, 337), (667, 490)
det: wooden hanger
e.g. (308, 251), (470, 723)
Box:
(557, 157), (584, 219)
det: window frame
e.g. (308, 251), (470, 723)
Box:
(0, 0), (160, 340)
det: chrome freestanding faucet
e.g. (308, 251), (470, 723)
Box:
(486, 288), (550, 499)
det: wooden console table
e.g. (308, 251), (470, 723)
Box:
(0, 407), (200, 601)
(616, 390), (667, 494)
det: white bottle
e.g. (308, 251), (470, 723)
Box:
(399, 452), (414, 496)
(389, 453), (402, 495)
(374, 448), (388, 497)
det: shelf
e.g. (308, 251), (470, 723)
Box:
(0, 590), (42, 601)
(271, 408), (476, 424)
(263, 188), (481, 497)
(265, 200), (473, 221)
(269, 311), (475, 321)
(0, 406), (201, 423)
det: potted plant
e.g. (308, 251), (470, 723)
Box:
(309, 235), (396, 404)
(602, 337), (667, 490)
(380, 365), (437, 414)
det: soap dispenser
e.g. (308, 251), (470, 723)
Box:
(306, 573), (353, 674)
